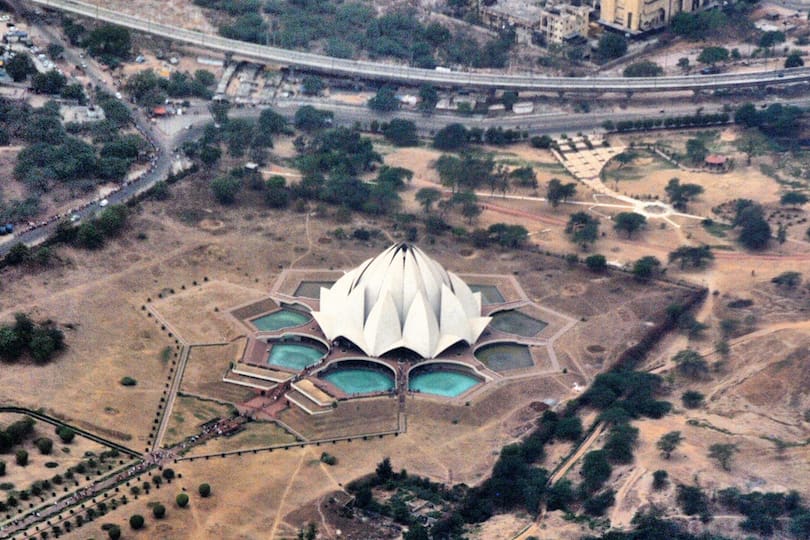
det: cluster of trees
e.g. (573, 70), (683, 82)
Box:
(189, 104), (288, 166)
(124, 69), (217, 106)
(717, 487), (810, 536)
(604, 112), (730, 133)
(566, 212), (600, 248)
(13, 101), (143, 193)
(0, 313), (65, 364)
(213, 1), (513, 68)
(665, 178), (703, 211)
(80, 24), (132, 67)
(0, 416), (36, 454)
(432, 123), (528, 150)
(53, 204), (130, 251)
(595, 33), (628, 63)
(623, 61), (663, 77)
(734, 102), (802, 138)
(732, 199), (772, 250)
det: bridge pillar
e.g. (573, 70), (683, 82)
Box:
(625, 90), (634, 100)
(557, 90), (565, 99)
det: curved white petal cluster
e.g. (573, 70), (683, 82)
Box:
(313, 243), (491, 358)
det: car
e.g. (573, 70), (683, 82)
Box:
(70, 214), (80, 223)
(778, 73), (784, 78)
(114, 92), (122, 99)
(99, 199), (109, 207)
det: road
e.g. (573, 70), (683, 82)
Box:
(0, 0), (188, 256)
(27, 0), (810, 93)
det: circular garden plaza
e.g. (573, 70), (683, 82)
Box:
(222, 242), (577, 422)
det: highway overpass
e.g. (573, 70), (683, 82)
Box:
(27, 0), (810, 93)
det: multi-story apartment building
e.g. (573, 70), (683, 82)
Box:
(599, 0), (713, 33)
(480, 0), (591, 45)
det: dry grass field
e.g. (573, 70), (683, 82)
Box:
(4, 123), (810, 538)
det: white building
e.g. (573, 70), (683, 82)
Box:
(313, 243), (491, 359)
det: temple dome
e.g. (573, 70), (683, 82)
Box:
(312, 243), (491, 359)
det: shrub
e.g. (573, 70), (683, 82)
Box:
(652, 470), (668, 490)
(56, 426), (75, 443)
(15, 450), (28, 466)
(120, 376), (137, 386)
(152, 503), (166, 518)
(0, 461), (4, 476)
(162, 468), (175, 480)
(108, 524), (121, 539)
(176, 492), (189, 507)
(583, 489), (615, 516)
(129, 514), (144, 529)
(35, 438), (53, 455)
(585, 254), (607, 272)
(198, 483), (211, 497)
(681, 390), (704, 408)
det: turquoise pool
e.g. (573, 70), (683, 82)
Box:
(267, 343), (325, 370)
(322, 367), (394, 394)
(252, 309), (311, 331)
(409, 367), (480, 397)
(475, 343), (534, 372)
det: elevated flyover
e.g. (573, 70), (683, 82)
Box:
(28, 0), (810, 93)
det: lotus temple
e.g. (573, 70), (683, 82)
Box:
(221, 242), (577, 416)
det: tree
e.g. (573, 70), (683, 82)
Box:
(657, 431), (684, 459)
(546, 479), (576, 511)
(759, 30), (786, 48)
(546, 178), (576, 208)
(677, 57), (690, 71)
(673, 349), (708, 379)
(129, 514), (145, 529)
(76, 222), (104, 250)
(152, 503), (166, 518)
(585, 254), (608, 272)
(382, 119), (418, 146)
(668, 245), (713, 269)
(555, 416), (583, 441)
(84, 25), (131, 64)
(376, 457), (393, 481)
(771, 271), (801, 289)
(677, 484), (709, 516)
(781, 192), (808, 207)
(581, 450), (612, 492)
(698, 46), (729, 65)
(404, 523), (430, 540)
(785, 52), (804, 68)
(301, 75), (325, 96)
(613, 212), (646, 238)
(652, 470), (668, 490)
(433, 124), (468, 150)
(211, 176), (241, 204)
(596, 33), (628, 62)
(416, 187), (441, 213)
(708, 443), (738, 470)
(199, 145), (222, 168)
(176, 493), (189, 507)
(199, 483), (211, 497)
(566, 212), (599, 247)
(32, 70), (67, 95)
(294, 106), (333, 131)
(682, 391), (704, 408)
(367, 86), (399, 112)
(35, 437), (53, 455)
(5, 53), (36, 82)
(461, 197), (481, 225)
(418, 84), (439, 113)
(623, 61), (663, 77)
(735, 129), (770, 165)
(0, 461), (5, 476)
(685, 138), (707, 164)
(488, 223), (528, 248)
(107, 525), (121, 540)
(56, 426), (75, 443)
(16, 449), (28, 466)
(665, 178), (703, 211)
(632, 255), (660, 281)
(736, 203), (771, 250)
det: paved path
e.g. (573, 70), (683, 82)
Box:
(153, 344), (191, 451)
